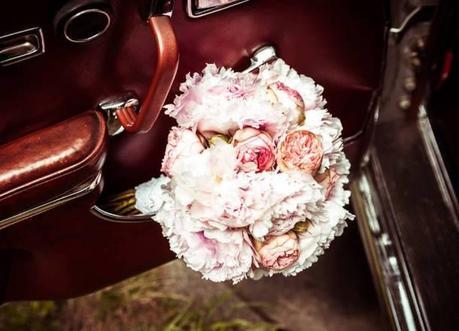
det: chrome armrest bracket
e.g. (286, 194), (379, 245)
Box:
(0, 172), (102, 231)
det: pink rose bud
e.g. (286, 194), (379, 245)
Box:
(161, 127), (205, 176)
(233, 127), (275, 172)
(278, 130), (323, 175)
(254, 231), (300, 271)
(267, 82), (306, 124)
(315, 169), (339, 199)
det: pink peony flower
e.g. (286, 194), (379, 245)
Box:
(315, 169), (339, 199)
(182, 229), (253, 283)
(267, 82), (306, 124)
(254, 231), (300, 271)
(233, 128), (276, 172)
(278, 130), (323, 175)
(161, 127), (205, 176)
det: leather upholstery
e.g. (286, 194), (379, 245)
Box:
(0, 111), (107, 220)
(0, 0), (387, 300)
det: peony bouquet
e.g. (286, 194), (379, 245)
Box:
(135, 59), (354, 283)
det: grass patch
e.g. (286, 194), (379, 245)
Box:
(0, 266), (279, 331)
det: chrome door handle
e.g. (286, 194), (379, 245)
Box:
(242, 45), (278, 73)
(0, 27), (45, 66)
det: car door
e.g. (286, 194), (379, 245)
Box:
(0, 0), (387, 301)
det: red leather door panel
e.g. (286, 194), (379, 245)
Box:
(0, 0), (387, 300)
(0, 112), (106, 220)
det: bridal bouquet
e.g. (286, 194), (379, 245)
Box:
(135, 59), (354, 283)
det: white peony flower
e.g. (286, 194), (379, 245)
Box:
(161, 127), (205, 176)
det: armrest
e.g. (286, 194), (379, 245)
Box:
(0, 111), (107, 226)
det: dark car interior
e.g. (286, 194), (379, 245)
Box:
(0, 0), (457, 330)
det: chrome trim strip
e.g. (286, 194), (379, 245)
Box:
(351, 153), (428, 331)
(0, 172), (102, 230)
(389, 6), (435, 42)
(90, 205), (154, 223)
(63, 8), (111, 44)
(390, 7), (423, 36)
(186, 0), (250, 19)
(418, 105), (459, 228)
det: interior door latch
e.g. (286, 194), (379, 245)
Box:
(0, 27), (45, 67)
